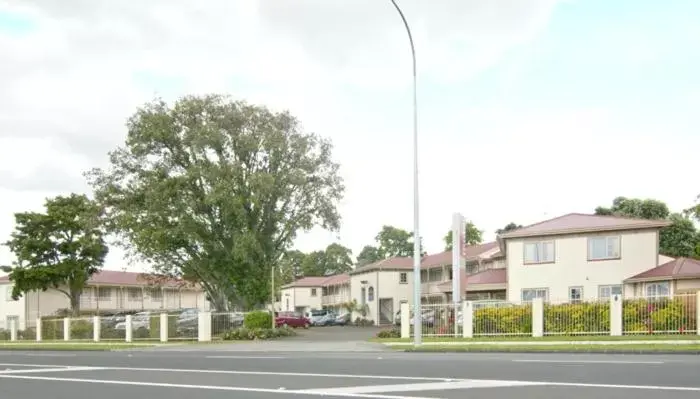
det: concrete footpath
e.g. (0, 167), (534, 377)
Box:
(382, 340), (700, 346)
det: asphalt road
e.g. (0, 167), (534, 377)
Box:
(1, 349), (700, 398)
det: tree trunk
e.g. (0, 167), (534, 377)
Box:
(70, 293), (81, 317)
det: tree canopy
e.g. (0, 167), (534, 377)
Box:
(443, 220), (483, 251)
(595, 196), (700, 258)
(356, 245), (382, 267)
(299, 243), (354, 277)
(86, 95), (345, 310)
(496, 222), (522, 235)
(2, 194), (108, 315)
(354, 225), (423, 266)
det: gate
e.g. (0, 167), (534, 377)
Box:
(379, 298), (394, 324)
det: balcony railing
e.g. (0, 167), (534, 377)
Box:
(321, 293), (350, 305)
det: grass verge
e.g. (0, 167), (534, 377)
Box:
(402, 343), (700, 353)
(370, 334), (700, 343)
(0, 342), (163, 351)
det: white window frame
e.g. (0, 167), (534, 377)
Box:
(598, 284), (623, 299)
(310, 288), (317, 297)
(97, 287), (111, 301)
(569, 286), (583, 303)
(587, 235), (621, 261)
(523, 241), (555, 264)
(521, 288), (549, 302)
(399, 272), (408, 284)
(645, 282), (670, 298)
(150, 288), (163, 302)
(128, 288), (141, 301)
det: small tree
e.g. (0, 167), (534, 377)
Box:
(2, 194), (108, 316)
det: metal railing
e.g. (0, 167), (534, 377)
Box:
(623, 294), (697, 335)
(544, 298), (610, 336)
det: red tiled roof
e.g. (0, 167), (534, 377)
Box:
(420, 242), (499, 268)
(350, 256), (414, 274)
(437, 268), (506, 292)
(625, 258), (700, 282)
(499, 213), (670, 239)
(281, 276), (330, 288)
(0, 270), (189, 287)
(322, 273), (350, 286)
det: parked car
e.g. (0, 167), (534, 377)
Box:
(275, 311), (311, 328)
(334, 312), (351, 326)
(114, 311), (152, 330)
(309, 309), (336, 326)
(175, 308), (199, 334)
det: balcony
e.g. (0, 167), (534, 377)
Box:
(321, 293), (350, 305)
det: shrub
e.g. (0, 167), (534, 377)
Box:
(623, 298), (695, 334)
(544, 302), (610, 335)
(70, 320), (94, 340)
(375, 327), (401, 339)
(474, 305), (531, 335)
(244, 311), (272, 329)
(0, 329), (10, 340)
(149, 314), (178, 338)
(222, 325), (296, 341)
(353, 317), (374, 327)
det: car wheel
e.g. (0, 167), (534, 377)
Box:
(304, 322), (310, 329)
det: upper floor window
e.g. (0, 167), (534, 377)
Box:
(399, 272), (408, 284)
(523, 241), (555, 264)
(521, 288), (548, 302)
(150, 288), (163, 302)
(367, 287), (375, 302)
(598, 284), (622, 299)
(645, 282), (670, 298)
(588, 236), (620, 261)
(310, 288), (317, 297)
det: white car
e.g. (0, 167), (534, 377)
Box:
(114, 312), (152, 330)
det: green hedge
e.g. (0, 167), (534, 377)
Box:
(623, 297), (696, 334)
(222, 326), (296, 340)
(474, 305), (532, 335)
(544, 302), (610, 334)
(244, 311), (272, 329)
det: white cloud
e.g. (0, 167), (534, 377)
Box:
(13, 0), (681, 274)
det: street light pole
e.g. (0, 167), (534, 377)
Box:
(388, 0), (421, 346)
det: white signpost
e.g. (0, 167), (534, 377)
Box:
(451, 213), (465, 335)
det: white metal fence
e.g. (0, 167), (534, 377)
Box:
(402, 293), (700, 338)
(0, 311), (249, 343)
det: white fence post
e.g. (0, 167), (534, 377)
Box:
(125, 315), (133, 343)
(462, 301), (473, 338)
(63, 318), (71, 341)
(198, 311), (212, 342)
(9, 319), (17, 341)
(400, 302), (410, 338)
(696, 292), (700, 336)
(532, 298), (544, 338)
(610, 294), (623, 336)
(160, 313), (168, 342)
(93, 316), (101, 342)
(36, 318), (42, 342)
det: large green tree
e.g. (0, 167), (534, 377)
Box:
(443, 221), (483, 251)
(595, 196), (699, 258)
(1, 194), (108, 316)
(374, 225), (423, 258)
(356, 245), (381, 266)
(300, 243), (353, 277)
(86, 95), (344, 310)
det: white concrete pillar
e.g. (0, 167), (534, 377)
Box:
(93, 316), (101, 342)
(36, 318), (42, 342)
(198, 311), (212, 342)
(63, 318), (71, 341)
(159, 313), (168, 342)
(462, 301), (473, 338)
(696, 292), (700, 336)
(400, 302), (410, 338)
(125, 315), (133, 342)
(9, 319), (17, 341)
(610, 294), (623, 336)
(532, 297), (544, 338)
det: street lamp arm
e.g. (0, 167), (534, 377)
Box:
(388, 0), (417, 76)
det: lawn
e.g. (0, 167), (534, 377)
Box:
(402, 343), (700, 353)
(371, 334), (700, 343)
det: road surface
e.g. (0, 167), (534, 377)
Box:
(1, 349), (699, 398)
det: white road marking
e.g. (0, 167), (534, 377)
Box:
(205, 356), (286, 359)
(0, 374), (440, 399)
(513, 359), (665, 365)
(300, 379), (545, 394)
(0, 363), (71, 368)
(0, 366), (105, 374)
(11, 353), (77, 357)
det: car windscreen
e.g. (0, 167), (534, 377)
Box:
(310, 310), (326, 316)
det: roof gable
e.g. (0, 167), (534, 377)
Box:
(499, 213), (670, 240)
(625, 258), (700, 281)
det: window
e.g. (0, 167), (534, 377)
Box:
(360, 287), (366, 305)
(128, 288), (141, 301)
(310, 288), (317, 297)
(521, 288), (548, 302)
(588, 236), (621, 260)
(569, 286), (583, 303)
(150, 288), (163, 302)
(399, 272), (408, 284)
(367, 287), (375, 302)
(523, 241), (555, 264)
(97, 287), (111, 301)
(598, 284), (622, 299)
(645, 282), (670, 298)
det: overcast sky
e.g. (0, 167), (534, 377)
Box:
(0, 0), (698, 272)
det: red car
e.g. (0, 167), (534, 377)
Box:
(275, 312), (311, 328)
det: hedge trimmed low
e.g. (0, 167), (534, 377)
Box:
(222, 325), (296, 340)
